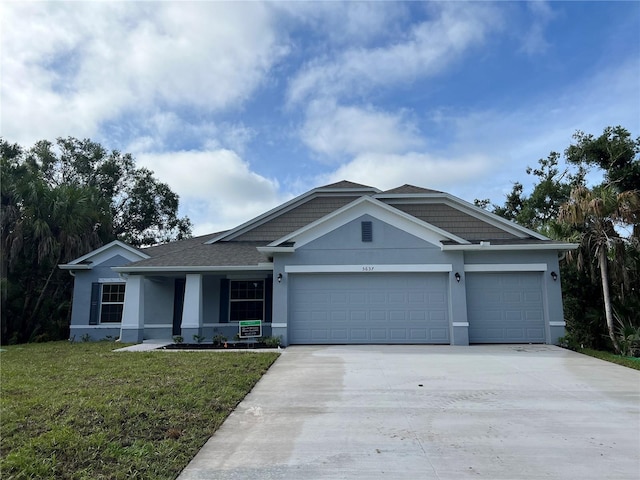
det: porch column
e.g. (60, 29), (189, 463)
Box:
(181, 273), (203, 340)
(120, 275), (145, 343)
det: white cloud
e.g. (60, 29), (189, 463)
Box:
(0, 2), (286, 146)
(136, 149), (287, 236)
(287, 3), (502, 104)
(301, 100), (423, 159)
(322, 151), (491, 192)
(519, 1), (556, 55)
(273, 2), (408, 48)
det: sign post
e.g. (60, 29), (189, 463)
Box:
(238, 320), (262, 339)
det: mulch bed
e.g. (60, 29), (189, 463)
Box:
(161, 342), (277, 350)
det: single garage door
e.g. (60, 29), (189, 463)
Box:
(289, 273), (449, 344)
(466, 272), (545, 343)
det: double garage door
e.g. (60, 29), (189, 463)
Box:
(288, 271), (547, 345)
(289, 273), (449, 344)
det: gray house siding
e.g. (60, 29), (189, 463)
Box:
(274, 216), (470, 345)
(142, 277), (174, 339)
(69, 254), (130, 341)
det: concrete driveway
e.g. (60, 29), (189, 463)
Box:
(178, 345), (640, 480)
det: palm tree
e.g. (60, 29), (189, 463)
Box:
(558, 185), (640, 353)
(4, 167), (108, 340)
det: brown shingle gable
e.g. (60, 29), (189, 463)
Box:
(390, 203), (519, 241)
(233, 196), (359, 241)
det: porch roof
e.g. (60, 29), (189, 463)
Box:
(115, 240), (271, 272)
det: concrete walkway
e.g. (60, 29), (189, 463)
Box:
(178, 345), (640, 480)
(113, 339), (171, 352)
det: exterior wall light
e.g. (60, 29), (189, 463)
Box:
(550, 271), (558, 281)
(277, 273), (283, 283)
(455, 272), (461, 283)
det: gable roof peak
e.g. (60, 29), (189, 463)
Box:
(318, 180), (379, 191)
(381, 184), (443, 194)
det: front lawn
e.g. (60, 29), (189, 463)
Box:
(578, 348), (640, 370)
(0, 341), (279, 479)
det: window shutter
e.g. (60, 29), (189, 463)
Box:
(361, 221), (373, 242)
(219, 279), (230, 323)
(89, 283), (101, 325)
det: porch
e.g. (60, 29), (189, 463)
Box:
(119, 271), (276, 343)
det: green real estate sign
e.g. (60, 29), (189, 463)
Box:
(239, 320), (262, 338)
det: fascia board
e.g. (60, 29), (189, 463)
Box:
(63, 240), (150, 267)
(256, 246), (296, 254)
(58, 264), (92, 270)
(269, 196), (469, 248)
(442, 243), (580, 251)
(112, 265), (274, 273)
(380, 193), (549, 241)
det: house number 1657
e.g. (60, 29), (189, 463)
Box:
(362, 266), (374, 271)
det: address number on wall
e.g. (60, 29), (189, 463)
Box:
(362, 266), (375, 272)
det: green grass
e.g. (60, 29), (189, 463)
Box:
(578, 348), (640, 370)
(0, 341), (279, 479)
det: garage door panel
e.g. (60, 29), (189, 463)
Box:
(431, 328), (449, 341)
(331, 293), (348, 304)
(526, 310), (543, 321)
(350, 293), (366, 303)
(408, 292), (425, 303)
(331, 311), (347, 321)
(369, 292), (386, 303)
(467, 272), (545, 344)
(388, 293), (406, 303)
(370, 328), (387, 340)
(289, 273), (449, 344)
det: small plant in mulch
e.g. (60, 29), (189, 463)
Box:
(192, 334), (206, 344)
(173, 335), (184, 344)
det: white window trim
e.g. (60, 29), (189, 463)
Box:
(100, 283), (126, 324)
(228, 279), (265, 323)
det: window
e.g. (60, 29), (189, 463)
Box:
(229, 280), (264, 322)
(361, 221), (373, 242)
(100, 283), (125, 323)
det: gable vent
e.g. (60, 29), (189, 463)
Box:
(361, 221), (373, 242)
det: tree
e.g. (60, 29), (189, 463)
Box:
(558, 185), (640, 353)
(1, 137), (192, 343)
(488, 152), (577, 234)
(26, 137), (192, 246)
(487, 126), (639, 353)
(565, 126), (640, 194)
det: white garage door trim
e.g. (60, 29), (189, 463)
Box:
(464, 263), (547, 272)
(286, 264), (453, 273)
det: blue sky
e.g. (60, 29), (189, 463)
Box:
(2, 1), (638, 235)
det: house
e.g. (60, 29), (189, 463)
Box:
(59, 181), (577, 345)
